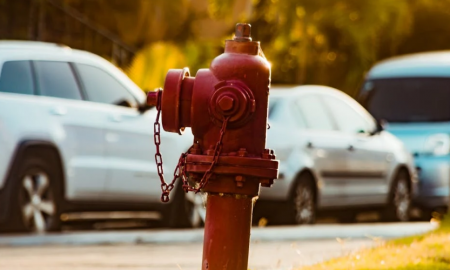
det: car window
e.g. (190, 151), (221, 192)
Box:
(0, 61), (34, 95)
(75, 64), (137, 108)
(268, 97), (279, 119)
(291, 101), (307, 129)
(34, 61), (82, 100)
(360, 78), (450, 123)
(323, 95), (373, 133)
(296, 95), (334, 131)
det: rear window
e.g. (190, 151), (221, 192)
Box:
(0, 61), (34, 95)
(360, 77), (450, 123)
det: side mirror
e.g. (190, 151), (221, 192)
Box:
(138, 103), (152, 114)
(370, 119), (386, 135)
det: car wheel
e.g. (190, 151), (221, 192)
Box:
(185, 192), (206, 227)
(167, 183), (205, 228)
(6, 150), (62, 233)
(290, 174), (316, 225)
(384, 170), (411, 222)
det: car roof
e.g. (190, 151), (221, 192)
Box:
(367, 51), (450, 79)
(0, 40), (146, 104)
(0, 40), (70, 50)
(269, 85), (375, 125)
(0, 40), (107, 64)
(270, 84), (348, 99)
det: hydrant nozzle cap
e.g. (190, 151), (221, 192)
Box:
(147, 90), (159, 107)
(234, 23), (252, 41)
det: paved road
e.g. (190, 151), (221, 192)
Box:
(0, 222), (437, 270)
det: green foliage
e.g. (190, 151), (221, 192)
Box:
(208, 0), (237, 19)
(128, 42), (186, 91)
(250, 0), (414, 95)
(128, 40), (220, 91)
(302, 220), (450, 270)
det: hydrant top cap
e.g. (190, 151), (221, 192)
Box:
(234, 23), (252, 41)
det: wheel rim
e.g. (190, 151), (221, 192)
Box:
(20, 171), (56, 233)
(294, 183), (314, 224)
(394, 179), (410, 221)
(185, 192), (206, 227)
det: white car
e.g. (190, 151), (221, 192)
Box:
(255, 85), (418, 224)
(0, 41), (200, 233)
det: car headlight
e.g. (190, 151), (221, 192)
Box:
(424, 133), (450, 156)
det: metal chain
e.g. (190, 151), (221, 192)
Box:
(152, 90), (229, 202)
(183, 116), (229, 193)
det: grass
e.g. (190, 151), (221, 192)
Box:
(301, 217), (450, 270)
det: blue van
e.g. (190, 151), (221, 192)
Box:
(359, 51), (450, 216)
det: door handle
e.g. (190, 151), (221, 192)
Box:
(347, 145), (355, 151)
(50, 107), (67, 116)
(110, 115), (122, 122)
(306, 142), (314, 149)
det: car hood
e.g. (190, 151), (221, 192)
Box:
(386, 122), (450, 154)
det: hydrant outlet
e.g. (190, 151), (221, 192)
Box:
(146, 91), (159, 107)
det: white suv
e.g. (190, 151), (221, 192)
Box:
(0, 41), (198, 233)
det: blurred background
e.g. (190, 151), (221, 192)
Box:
(1, 1), (450, 269)
(3, 0), (450, 95)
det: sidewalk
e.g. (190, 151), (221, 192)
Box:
(0, 239), (375, 270)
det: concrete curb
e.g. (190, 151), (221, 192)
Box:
(0, 222), (437, 246)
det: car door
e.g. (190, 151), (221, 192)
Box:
(74, 63), (174, 202)
(295, 94), (352, 207)
(322, 94), (390, 206)
(33, 60), (108, 200)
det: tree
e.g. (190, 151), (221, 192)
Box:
(250, 0), (413, 95)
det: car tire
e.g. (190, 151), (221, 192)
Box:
(166, 183), (205, 228)
(383, 170), (411, 222)
(288, 174), (316, 225)
(4, 149), (62, 233)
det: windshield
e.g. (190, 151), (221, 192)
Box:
(359, 77), (450, 123)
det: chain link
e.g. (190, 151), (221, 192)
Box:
(152, 90), (229, 202)
(183, 116), (229, 193)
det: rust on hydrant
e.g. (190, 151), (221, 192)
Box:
(147, 23), (279, 270)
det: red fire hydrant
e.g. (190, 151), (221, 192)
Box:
(147, 23), (279, 270)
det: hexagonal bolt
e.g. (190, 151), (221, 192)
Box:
(262, 149), (271, 159)
(218, 96), (235, 112)
(235, 175), (246, 188)
(234, 23), (252, 41)
(237, 148), (248, 157)
(260, 179), (274, 187)
(189, 142), (202, 155)
(270, 149), (276, 159)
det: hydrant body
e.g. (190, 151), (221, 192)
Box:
(148, 23), (278, 270)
